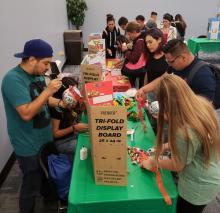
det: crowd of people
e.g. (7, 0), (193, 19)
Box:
(102, 12), (187, 88)
(100, 11), (219, 213)
(1, 10), (220, 213)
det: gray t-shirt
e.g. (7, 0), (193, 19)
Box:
(176, 129), (220, 205)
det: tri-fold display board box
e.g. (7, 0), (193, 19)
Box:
(87, 105), (128, 186)
(85, 81), (128, 186)
(80, 55), (102, 85)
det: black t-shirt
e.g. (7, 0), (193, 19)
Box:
(147, 55), (168, 83)
(175, 22), (185, 38)
(50, 107), (75, 141)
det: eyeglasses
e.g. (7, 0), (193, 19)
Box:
(166, 55), (182, 64)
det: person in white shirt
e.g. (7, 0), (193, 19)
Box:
(160, 13), (177, 43)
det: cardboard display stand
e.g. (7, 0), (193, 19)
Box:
(208, 17), (220, 40)
(80, 55), (102, 85)
(87, 106), (128, 186)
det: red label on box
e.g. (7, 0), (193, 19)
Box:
(85, 81), (114, 106)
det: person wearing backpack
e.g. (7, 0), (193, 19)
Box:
(136, 39), (218, 111)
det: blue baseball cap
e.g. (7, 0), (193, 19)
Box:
(14, 39), (53, 58)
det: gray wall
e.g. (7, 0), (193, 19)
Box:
(0, 0), (68, 173)
(82, 0), (220, 46)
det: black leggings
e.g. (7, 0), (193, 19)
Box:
(121, 66), (146, 88)
(177, 196), (206, 213)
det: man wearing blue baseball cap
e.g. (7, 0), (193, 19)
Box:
(1, 39), (64, 213)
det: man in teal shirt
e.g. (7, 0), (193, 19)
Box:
(1, 39), (64, 213)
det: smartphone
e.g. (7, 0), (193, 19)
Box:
(50, 62), (60, 75)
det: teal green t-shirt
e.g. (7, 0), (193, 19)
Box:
(1, 66), (53, 156)
(176, 129), (220, 205)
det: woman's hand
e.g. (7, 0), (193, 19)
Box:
(114, 60), (124, 68)
(107, 49), (112, 56)
(139, 157), (157, 171)
(73, 123), (89, 132)
(58, 100), (67, 108)
(121, 43), (128, 52)
(135, 88), (146, 100)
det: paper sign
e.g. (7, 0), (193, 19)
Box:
(80, 63), (102, 85)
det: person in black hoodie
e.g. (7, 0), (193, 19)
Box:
(102, 14), (120, 59)
(174, 14), (187, 41)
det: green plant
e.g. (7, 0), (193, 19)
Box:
(66, 0), (88, 30)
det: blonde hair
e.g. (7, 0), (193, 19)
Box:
(155, 74), (220, 166)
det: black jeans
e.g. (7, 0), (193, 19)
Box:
(177, 196), (206, 213)
(121, 66), (146, 88)
(17, 155), (43, 213)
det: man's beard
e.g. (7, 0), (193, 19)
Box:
(33, 66), (47, 76)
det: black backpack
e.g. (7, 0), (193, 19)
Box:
(187, 60), (220, 109)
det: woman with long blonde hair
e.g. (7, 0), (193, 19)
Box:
(140, 75), (220, 213)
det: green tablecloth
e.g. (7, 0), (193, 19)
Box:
(188, 38), (220, 55)
(67, 113), (177, 213)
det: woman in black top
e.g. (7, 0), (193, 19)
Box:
(144, 28), (168, 133)
(174, 14), (187, 41)
(102, 14), (120, 59)
(50, 77), (88, 154)
(145, 28), (168, 86)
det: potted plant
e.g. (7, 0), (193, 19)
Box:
(66, 0), (88, 30)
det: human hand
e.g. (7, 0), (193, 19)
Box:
(46, 79), (62, 95)
(107, 49), (112, 56)
(127, 42), (133, 50)
(121, 43), (128, 52)
(114, 60), (124, 68)
(139, 157), (157, 171)
(73, 123), (89, 132)
(58, 100), (67, 108)
(135, 88), (146, 101)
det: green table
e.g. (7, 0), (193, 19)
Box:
(188, 38), (220, 55)
(68, 114), (177, 213)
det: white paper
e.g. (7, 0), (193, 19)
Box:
(93, 94), (113, 104)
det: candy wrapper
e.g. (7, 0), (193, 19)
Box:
(113, 93), (135, 110)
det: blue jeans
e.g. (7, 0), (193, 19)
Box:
(54, 135), (77, 155)
(17, 155), (43, 213)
